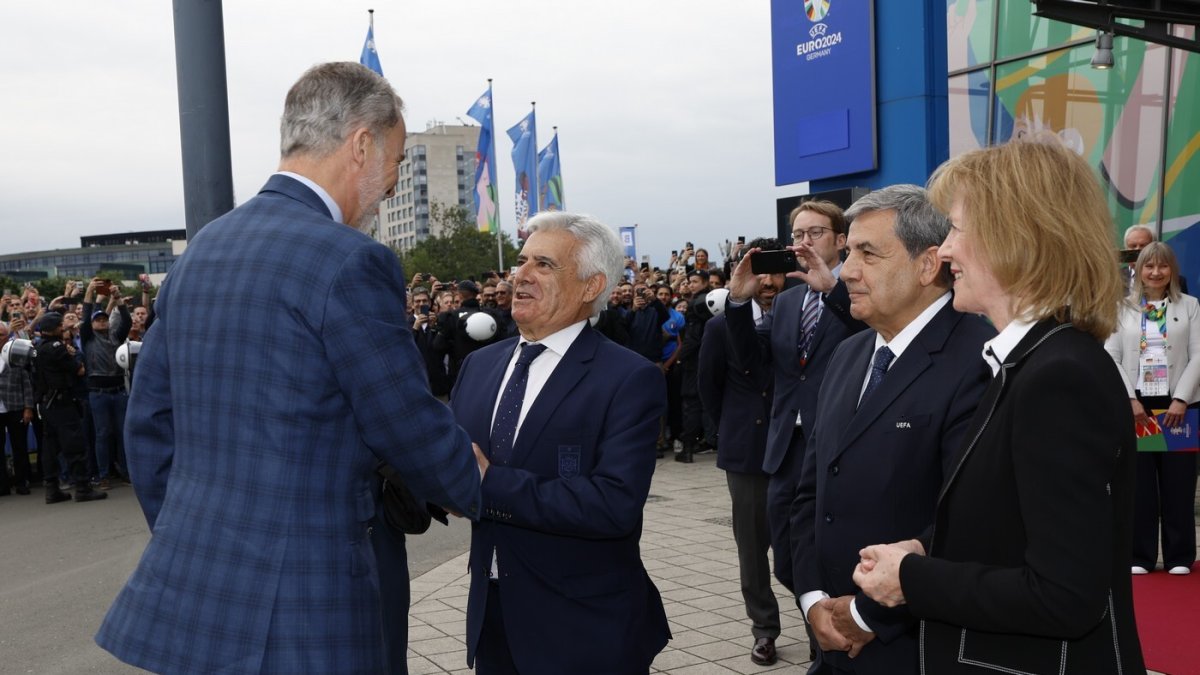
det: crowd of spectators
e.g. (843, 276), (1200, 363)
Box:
(1, 278), (153, 497)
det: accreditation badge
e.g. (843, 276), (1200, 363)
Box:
(1139, 353), (1170, 398)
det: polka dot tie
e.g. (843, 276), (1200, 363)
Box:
(489, 343), (548, 465)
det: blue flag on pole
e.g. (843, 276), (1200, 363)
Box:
(537, 132), (564, 212)
(360, 23), (383, 76)
(506, 109), (538, 239)
(466, 86), (499, 233)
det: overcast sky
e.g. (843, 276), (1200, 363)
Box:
(0, 1), (804, 266)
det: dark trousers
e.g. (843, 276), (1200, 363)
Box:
(767, 426), (806, 593)
(726, 471), (780, 639)
(39, 399), (87, 488)
(665, 362), (683, 443)
(371, 510), (409, 675)
(1133, 451), (1198, 569)
(476, 583), (520, 675)
(1, 410), (33, 491)
(680, 364), (704, 448)
(89, 389), (128, 479)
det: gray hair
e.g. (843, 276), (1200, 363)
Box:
(280, 62), (405, 159)
(846, 184), (952, 283)
(525, 212), (624, 314)
(1124, 224), (1156, 247)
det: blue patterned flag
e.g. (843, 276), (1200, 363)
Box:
(537, 132), (564, 212)
(466, 85), (499, 233)
(506, 109), (538, 239)
(360, 22), (383, 76)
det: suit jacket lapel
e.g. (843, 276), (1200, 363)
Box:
(506, 325), (598, 468)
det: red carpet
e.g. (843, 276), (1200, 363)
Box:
(1133, 563), (1200, 675)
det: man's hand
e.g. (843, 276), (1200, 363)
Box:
(808, 598), (852, 653)
(727, 248), (761, 303)
(853, 544), (913, 608)
(412, 313), (428, 330)
(473, 442), (490, 479)
(824, 596), (875, 658)
(22, 408), (33, 425)
(790, 243), (837, 293)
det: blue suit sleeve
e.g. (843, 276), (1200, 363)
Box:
(480, 361), (666, 538)
(124, 294), (174, 529)
(322, 242), (481, 520)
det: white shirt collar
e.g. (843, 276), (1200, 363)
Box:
(275, 171), (343, 224)
(872, 292), (952, 361)
(521, 319), (587, 358)
(981, 317), (1038, 377)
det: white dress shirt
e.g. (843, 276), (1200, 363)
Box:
(981, 317), (1037, 377)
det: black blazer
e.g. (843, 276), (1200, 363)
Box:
(792, 300), (994, 674)
(725, 281), (867, 474)
(900, 320), (1145, 674)
(698, 314), (773, 475)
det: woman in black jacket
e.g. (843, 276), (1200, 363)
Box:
(852, 141), (1144, 674)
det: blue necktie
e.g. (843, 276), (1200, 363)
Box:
(799, 289), (821, 363)
(858, 345), (895, 409)
(490, 343), (548, 464)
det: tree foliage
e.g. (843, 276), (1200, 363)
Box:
(397, 202), (521, 282)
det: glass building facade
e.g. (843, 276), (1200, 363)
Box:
(946, 0), (1199, 251)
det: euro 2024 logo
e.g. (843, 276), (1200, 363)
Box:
(797, 0), (842, 61)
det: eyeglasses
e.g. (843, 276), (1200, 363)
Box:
(792, 227), (833, 242)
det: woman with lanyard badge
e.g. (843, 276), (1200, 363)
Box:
(1105, 241), (1200, 576)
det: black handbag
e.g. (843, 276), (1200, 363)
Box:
(376, 462), (449, 535)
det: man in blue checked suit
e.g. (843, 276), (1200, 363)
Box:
(95, 62), (482, 674)
(451, 212), (670, 674)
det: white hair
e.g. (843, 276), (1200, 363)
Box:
(525, 212), (624, 314)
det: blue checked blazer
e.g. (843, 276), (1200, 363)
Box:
(451, 325), (672, 674)
(96, 174), (482, 674)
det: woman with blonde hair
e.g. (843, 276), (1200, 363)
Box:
(1105, 240), (1200, 576)
(852, 140), (1144, 673)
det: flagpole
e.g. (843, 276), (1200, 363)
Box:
(531, 101), (538, 223)
(368, 8), (374, 30)
(489, 78), (505, 273)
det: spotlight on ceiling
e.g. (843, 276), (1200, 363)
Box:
(1091, 31), (1114, 70)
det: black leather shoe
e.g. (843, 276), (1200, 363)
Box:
(16, 483), (30, 495)
(674, 450), (693, 463)
(74, 489), (109, 503)
(751, 637), (777, 665)
(45, 490), (72, 504)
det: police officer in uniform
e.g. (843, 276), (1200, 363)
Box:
(32, 313), (107, 504)
(432, 280), (502, 385)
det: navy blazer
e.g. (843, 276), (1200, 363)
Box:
(451, 324), (670, 674)
(97, 175), (482, 674)
(791, 300), (994, 674)
(725, 281), (867, 474)
(698, 314), (773, 474)
(901, 320), (1145, 674)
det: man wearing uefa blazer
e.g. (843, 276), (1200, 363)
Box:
(96, 62), (482, 674)
(451, 211), (670, 674)
(792, 186), (993, 674)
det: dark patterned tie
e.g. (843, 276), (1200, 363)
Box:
(799, 288), (821, 362)
(490, 343), (548, 464)
(858, 345), (895, 409)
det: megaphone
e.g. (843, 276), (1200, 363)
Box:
(116, 341), (142, 371)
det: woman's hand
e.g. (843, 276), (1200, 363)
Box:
(1162, 398), (1188, 429)
(1131, 399), (1150, 428)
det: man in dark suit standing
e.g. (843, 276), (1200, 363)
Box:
(725, 200), (865, 595)
(791, 186), (994, 674)
(96, 63), (482, 674)
(698, 237), (786, 666)
(451, 211), (670, 674)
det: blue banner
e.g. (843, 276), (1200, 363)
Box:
(537, 132), (564, 212)
(466, 86), (499, 233)
(770, 0), (875, 184)
(360, 23), (383, 76)
(506, 109), (538, 239)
